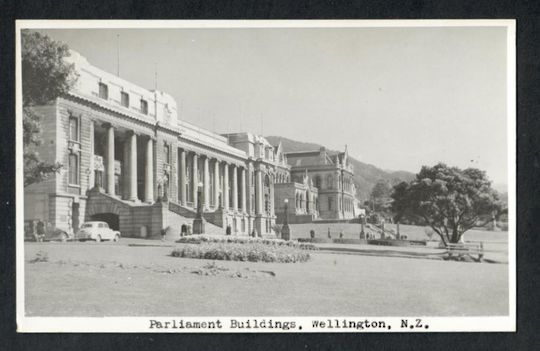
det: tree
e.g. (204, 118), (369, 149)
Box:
(391, 163), (504, 244)
(370, 180), (392, 212)
(22, 30), (77, 187)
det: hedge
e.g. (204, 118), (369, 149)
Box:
(177, 234), (317, 250)
(171, 242), (311, 263)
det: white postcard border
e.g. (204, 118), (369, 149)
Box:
(15, 19), (516, 333)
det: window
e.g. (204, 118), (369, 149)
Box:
(140, 99), (148, 115)
(69, 153), (79, 185)
(121, 91), (129, 107)
(328, 197), (333, 211)
(315, 175), (322, 189)
(99, 82), (108, 100)
(164, 144), (170, 164)
(69, 116), (79, 142)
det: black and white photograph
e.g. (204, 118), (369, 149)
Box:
(16, 20), (515, 332)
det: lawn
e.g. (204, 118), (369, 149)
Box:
(24, 240), (509, 317)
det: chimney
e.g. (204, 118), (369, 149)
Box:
(320, 147), (326, 164)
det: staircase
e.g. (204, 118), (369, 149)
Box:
(87, 189), (225, 240)
(163, 206), (224, 241)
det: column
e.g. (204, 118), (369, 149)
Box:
(241, 167), (247, 213)
(255, 168), (263, 215)
(89, 121), (95, 190)
(105, 124), (115, 196)
(213, 159), (220, 209)
(269, 175), (275, 216)
(122, 136), (130, 199)
(232, 164), (238, 211)
(247, 164), (253, 214)
(144, 137), (153, 203)
(223, 163), (229, 210)
(203, 156), (210, 210)
(178, 149), (186, 205)
(129, 132), (138, 201)
(192, 153), (198, 208)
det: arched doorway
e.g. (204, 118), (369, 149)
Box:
(90, 213), (120, 230)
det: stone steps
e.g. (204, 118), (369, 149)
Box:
(162, 208), (225, 241)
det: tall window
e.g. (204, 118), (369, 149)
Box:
(328, 197), (333, 211)
(68, 153), (79, 185)
(69, 116), (79, 142)
(315, 175), (322, 189)
(98, 82), (108, 100)
(164, 143), (170, 164)
(140, 99), (148, 115)
(121, 91), (129, 107)
(326, 175), (333, 189)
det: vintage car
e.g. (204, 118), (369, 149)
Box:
(75, 221), (121, 242)
(24, 220), (72, 242)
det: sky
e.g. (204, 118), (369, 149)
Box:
(37, 26), (509, 185)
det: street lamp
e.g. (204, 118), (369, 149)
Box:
(281, 198), (291, 240)
(359, 214), (365, 239)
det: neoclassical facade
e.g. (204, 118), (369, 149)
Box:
(24, 51), (275, 238)
(24, 50), (358, 239)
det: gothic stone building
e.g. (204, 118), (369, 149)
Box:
(285, 147), (357, 220)
(24, 50), (357, 239)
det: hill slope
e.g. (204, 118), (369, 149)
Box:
(266, 136), (415, 201)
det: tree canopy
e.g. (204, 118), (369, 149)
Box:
(391, 163), (503, 244)
(22, 30), (77, 187)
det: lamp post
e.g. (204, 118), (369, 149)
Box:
(193, 181), (205, 234)
(359, 214), (365, 239)
(281, 198), (291, 241)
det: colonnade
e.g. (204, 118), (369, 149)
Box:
(96, 123), (154, 203)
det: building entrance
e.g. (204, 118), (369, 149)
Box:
(90, 213), (120, 231)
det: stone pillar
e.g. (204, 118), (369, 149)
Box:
(246, 165), (253, 214)
(241, 167), (247, 213)
(256, 168), (263, 215)
(213, 159), (220, 208)
(89, 121), (95, 190)
(269, 175), (275, 216)
(129, 132), (138, 201)
(223, 163), (229, 210)
(105, 124), (115, 196)
(144, 137), (153, 203)
(179, 149), (186, 206)
(203, 156), (210, 210)
(232, 165), (238, 211)
(122, 137), (130, 199)
(192, 153), (198, 208)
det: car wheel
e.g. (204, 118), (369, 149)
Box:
(113, 234), (120, 242)
(96, 235), (102, 243)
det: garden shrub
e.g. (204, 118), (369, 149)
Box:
(297, 237), (332, 244)
(177, 234), (317, 250)
(171, 242), (312, 263)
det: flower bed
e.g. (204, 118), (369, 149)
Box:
(177, 234), (317, 250)
(297, 237), (333, 244)
(171, 242), (311, 263)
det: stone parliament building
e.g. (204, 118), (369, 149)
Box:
(24, 51), (358, 238)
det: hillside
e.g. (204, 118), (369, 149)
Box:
(266, 136), (415, 201)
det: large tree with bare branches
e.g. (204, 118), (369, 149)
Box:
(391, 163), (503, 244)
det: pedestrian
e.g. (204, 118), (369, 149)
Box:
(160, 228), (166, 241)
(226, 225), (232, 236)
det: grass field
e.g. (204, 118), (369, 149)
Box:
(24, 239), (509, 317)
